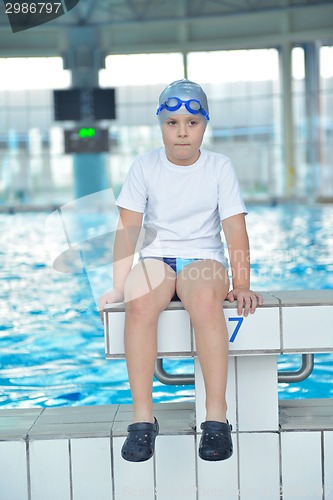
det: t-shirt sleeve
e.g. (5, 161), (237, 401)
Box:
(218, 159), (247, 220)
(116, 159), (147, 213)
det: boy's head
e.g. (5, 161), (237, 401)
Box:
(156, 79), (210, 126)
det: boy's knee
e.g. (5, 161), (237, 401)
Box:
(125, 293), (159, 320)
(183, 286), (219, 312)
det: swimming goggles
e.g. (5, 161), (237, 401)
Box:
(156, 97), (210, 120)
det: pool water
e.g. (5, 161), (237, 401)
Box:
(1, 203), (333, 408)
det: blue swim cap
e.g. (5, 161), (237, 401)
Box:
(156, 79), (210, 125)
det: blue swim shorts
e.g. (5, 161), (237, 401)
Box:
(141, 256), (201, 274)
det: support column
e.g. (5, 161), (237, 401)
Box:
(303, 41), (321, 199)
(66, 27), (109, 199)
(279, 42), (295, 197)
(73, 154), (109, 199)
(67, 27), (101, 88)
(183, 52), (188, 79)
(177, 0), (189, 79)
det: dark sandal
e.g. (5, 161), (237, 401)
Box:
(121, 417), (159, 462)
(199, 420), (233, 461)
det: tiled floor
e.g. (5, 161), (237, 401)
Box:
(0, 402), (197, 500)
(2, 290), (333, 498)
(1, 400), (333, 500)
(0, 401), (195, 441)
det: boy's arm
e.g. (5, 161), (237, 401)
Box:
(98, 208), (143, 319)
(222, 213), (263, 316)
(113, 207), (144, 294)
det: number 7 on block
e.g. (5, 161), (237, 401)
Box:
(228, 317), (244, 343)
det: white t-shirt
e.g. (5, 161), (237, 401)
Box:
(116, 147), (246, 268)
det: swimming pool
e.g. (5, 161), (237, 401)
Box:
(1, 203), (332, 408)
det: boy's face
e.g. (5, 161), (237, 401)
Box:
(161, 114), (206, 166)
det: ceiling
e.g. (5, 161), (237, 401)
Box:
(0, 0), (332, 57)
(48, 0), (333, 26)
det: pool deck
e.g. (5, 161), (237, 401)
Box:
(1, 289), (333, 499)
(1, 399), (333, 500)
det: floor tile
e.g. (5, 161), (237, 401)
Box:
(155, 435), (196, 499)
(112, 436), (155, 500)
(197, 438), (238, 500)
(0, 441), (28, 500)
(324, 431), (333, 500)
(281, 431), (322, 500)
(29, 439), (71, 500)
(239, 433), (280, 499)
(28, 421), (113, 439)
(71, 437), (113, 500)
(237, 355), (279, 431)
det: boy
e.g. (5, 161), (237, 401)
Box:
(99, 79), (263, 462)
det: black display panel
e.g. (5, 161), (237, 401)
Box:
(93, 88), (116, 120)
(54, 89), (82, 121)
(53, 88), (116, 121)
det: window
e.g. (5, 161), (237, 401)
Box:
(187, 49), (281, 198)
(0, 57), (72, 205)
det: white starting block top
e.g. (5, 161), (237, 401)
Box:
(104, 290), (333, 358)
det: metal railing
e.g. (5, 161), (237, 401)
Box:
(155, 359), (194, 386)
(154, 354), (315, 386)
(277, 353), (314, 383)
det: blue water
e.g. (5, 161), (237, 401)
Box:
(1, 203), (332, 408)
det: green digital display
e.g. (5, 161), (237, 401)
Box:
(64, 128), (109, 153)
(78, 127), (96, 138)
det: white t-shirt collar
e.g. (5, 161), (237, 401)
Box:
(160, 147), (206, 173)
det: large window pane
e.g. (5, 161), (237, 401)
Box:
(0, 57), (70, 91)
(0, 57), (72, 205)
(292, 45), (333, 200)
(187, 49), (281, 199)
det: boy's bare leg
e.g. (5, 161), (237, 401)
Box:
(176, 260), (230, 423)
(123, 259), (176, 423)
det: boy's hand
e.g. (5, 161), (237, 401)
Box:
(227, 288), (263, 317)
(98, 289), (124, 323)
